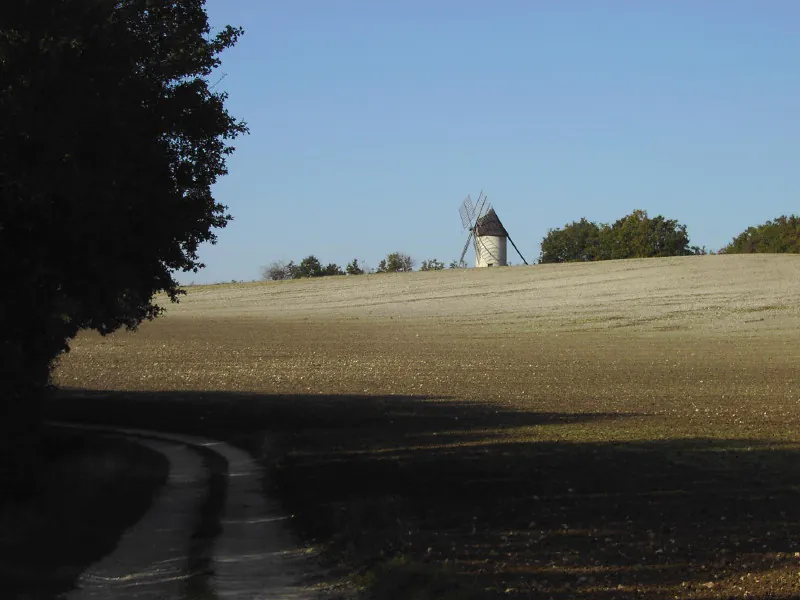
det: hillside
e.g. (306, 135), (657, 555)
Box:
(173, 254), (800, 333)
(55, 253), (800, 599)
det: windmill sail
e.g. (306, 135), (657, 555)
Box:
(459, 195), (475, 230)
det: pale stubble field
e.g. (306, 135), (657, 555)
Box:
(54, 254), (800, 599)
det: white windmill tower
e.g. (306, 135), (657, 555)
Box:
(458, 191), (528, 267)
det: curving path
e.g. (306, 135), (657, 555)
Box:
(50, 423), (319, 600)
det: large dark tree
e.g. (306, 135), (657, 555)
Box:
(0, 0), (246, 491)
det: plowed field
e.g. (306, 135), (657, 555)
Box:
(54, 254), (800, 599)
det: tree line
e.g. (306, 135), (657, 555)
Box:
(539, 209), (702, 263)
(265, 211), (800, 281)
(719, 214), (800, 254)
(261, 252), (454, 280)
(539, 209), (800, 264)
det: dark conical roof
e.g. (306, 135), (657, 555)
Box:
(474, 208), (508, 237)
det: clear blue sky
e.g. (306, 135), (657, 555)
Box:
(186, 1), (799, 284)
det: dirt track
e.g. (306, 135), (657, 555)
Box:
(54, 424), (317, 600)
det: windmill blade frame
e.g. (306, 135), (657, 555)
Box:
(458, 190), (484, 266)
(458, 230), (474, 264)
(459, 195), (475, 230)
(474, 195), (489, 221)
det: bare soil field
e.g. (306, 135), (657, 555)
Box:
(52, 255), (800, 599)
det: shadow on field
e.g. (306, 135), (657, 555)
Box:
(50, 389), (800, 599)
(0, 429), (168, 598)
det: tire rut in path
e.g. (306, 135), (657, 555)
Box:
(52, 423), (318, 600)
(208, 440), (312, 599)
(63, 436), (207, 599)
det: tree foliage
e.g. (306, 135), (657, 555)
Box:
(262, 260), (293, 281)
(539, 210), (696, 264)
(1, 0), (246, 488)
(293, 255), (342, 278)
(294, 255), (324, 278)
(539, 218), (603, 263)
(322, 263), (344, 276)
(605, 210), (693, 259)
(720, 215), (800, 254)
(420, 258), (445, 271)
(262, 256), (343, 279)
(376, 252), (414, 273)
(346, 258), (365, 275)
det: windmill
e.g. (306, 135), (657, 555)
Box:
(458, 192), (528, 267)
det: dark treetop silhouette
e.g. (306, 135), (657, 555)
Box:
(0, 0), (246, 492)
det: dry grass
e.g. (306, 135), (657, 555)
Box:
(52, 255), (800, 599)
